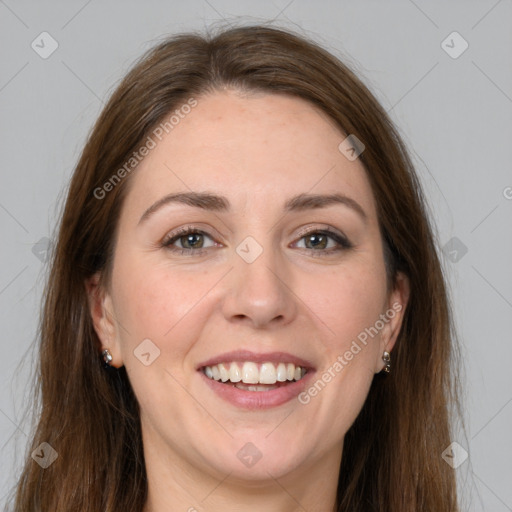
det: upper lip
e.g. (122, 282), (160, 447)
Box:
(197, 350), (316, 371)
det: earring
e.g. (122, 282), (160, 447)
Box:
(102, 349), (113, 366)
(382, 351), (391, 373)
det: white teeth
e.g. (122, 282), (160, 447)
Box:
(242, 362), (259, 384)
(235, 382), (277, 392)
(259, 362), (277, 384)
(276, 363), (287, 382)
(229, 363), (242, 383)
(218, 363), (229, 382)
(203, 361), (307, 386)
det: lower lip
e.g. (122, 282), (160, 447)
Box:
(199, 371), (315, 410)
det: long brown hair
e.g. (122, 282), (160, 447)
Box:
(11, 24), (461, 511)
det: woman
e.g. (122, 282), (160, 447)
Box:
(12, 25), (461, 511)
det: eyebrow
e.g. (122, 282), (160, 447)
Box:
(138, 191), (367, 224)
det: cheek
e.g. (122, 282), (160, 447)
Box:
(110, 255), (220, 359)
(310, 262), (387, 347)
(109, 260), (212, 413)
(298, 270), (385, 431)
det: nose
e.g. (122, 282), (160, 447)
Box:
(221, 241), (297, 329)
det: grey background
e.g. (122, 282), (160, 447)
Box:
(1, 1), (511, 510)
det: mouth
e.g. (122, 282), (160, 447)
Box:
(197, 351), (315, 409)
(202, 361), (308, 391)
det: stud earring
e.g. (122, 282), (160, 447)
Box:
(102, 349), (113, 366)
(382, 350), (391, 373)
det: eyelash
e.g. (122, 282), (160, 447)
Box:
(161, 226), (353, 257)
(161, 226), (215, 256)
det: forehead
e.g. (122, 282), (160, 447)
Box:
(123, 90), (378, 221)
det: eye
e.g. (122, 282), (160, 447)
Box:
(162, 227), (218, 254)
(161, 226), (351, 257)
(293, 228), (352, 255)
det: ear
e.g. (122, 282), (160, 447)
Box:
(375, 272), (410, 373)
(85, 272), (123, 368)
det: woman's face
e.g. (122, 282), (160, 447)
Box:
(90, 90), (408, 485)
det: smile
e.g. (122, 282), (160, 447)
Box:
(203, 361), (308, 391)
(198, 350), (315, 409)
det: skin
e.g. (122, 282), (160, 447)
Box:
(87, 90), (409, 512)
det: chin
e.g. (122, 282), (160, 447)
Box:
(196, 433), (314, 483)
